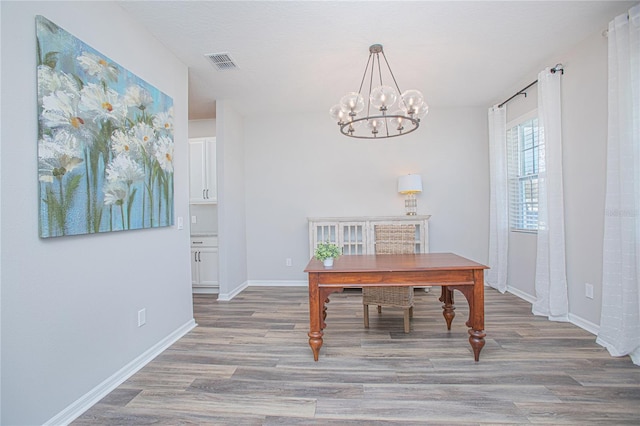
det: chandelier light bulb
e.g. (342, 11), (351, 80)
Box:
(366, 117), (386, 136)
(400, 89), (424, 114)
(370, 85), (397, 111)
(389, 111), (406, 132)
(329, 104), (349, 124)
(411, 101), (429, 119)
(340, 92), (365, 115)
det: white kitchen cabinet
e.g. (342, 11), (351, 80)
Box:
(189, 137), (216, 203)
(190, 236), (219, 294)
(308, 216), (430, 258)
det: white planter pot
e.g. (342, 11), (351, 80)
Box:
(323, 258), (334, 267)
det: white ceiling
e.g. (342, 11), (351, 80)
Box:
(118, 1), (635, 120)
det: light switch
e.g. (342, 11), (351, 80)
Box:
(138, 308), (146, 327)
(177, 216), (183, 230)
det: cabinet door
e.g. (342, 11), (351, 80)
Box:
(415, 221), (428, 253)
(339, 222), (367, 255)
(309, 222), (339, 258)
(190, 248), (200, 285)
(198, 247), (219, 286)
(309, 220), (368, 256)
(189, 139), (206, 202)
(189, 138), (216, 203)
(203, 138), (217, 202)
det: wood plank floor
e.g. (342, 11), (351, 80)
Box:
(74, 286), (640, 425)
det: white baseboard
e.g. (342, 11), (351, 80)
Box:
(506, 286), (600, 336)
(192, 286), (219, 295)
(248, 280), (308, 287)
(506, 285), (536, 304)
(568, 313), (600, 335)
(45, 319), (197, 426)
(203, 280), (306, 301)
(217, 280), (249, 301)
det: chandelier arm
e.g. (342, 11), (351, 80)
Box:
(357, 52), (373, 97)
(366, 52), (376, 119)
(380, 50), (407, 110)
(376, 52), (384, 87)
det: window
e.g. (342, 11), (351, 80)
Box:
(507, 113), (542, 232)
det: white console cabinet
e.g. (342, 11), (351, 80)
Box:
(308, 215), (430, 258)
(191, 235), (219, 294)
(189, 137), (217, 203)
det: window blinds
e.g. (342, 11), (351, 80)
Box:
(507, 117), (542, 231)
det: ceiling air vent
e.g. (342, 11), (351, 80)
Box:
(205, 52), (238, 71)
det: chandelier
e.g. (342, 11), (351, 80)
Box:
(330, 44), (428, 139)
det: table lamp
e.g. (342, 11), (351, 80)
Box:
(398, 174), (422, 215)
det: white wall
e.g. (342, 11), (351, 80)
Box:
(216, 101), (248, 300)
(188, 118), (216, 138)
(561, 30), (610, 327)
(189, 204), (218, 235)
(0, 2), (192, 424)
(498, 26), (613, 329)
(244, 107), (489, 281)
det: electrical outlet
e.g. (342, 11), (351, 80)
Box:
(585, 283), (594, 299)
(177, 216), (183, 230)
(138, 308), (146, 327)
(191, 215), (197, 224)
(286, 258), (292, 267)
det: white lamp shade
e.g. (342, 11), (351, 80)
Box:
(398, 174), (423, 194)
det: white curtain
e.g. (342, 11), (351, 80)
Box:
(596, 5), (640, 366)
(486, 106), (509, 293)
(532, 68), (569, 321)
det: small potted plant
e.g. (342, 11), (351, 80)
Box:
(314, 241), (341, 267)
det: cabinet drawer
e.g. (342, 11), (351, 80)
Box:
(190, 236), (218, 247)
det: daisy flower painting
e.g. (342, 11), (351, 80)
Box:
(36, 15), (174, 237)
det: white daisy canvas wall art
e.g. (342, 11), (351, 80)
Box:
(36, 16), (174, 238)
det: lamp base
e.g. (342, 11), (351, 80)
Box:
(404, 194), (418, 215)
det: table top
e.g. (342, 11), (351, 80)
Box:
(304, 253), (488, 273)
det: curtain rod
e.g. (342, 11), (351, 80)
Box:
(497, 64), (564, 108)
(603, 11), (631, 37)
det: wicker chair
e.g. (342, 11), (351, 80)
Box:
(363, 224), (416, 333)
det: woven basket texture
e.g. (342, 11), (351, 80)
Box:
(362, 225), (416, 307)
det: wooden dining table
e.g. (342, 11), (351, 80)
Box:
(304, 252), (489, 361)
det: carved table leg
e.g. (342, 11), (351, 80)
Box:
(468, 270), (486, 361)
(322, 297), (330, 329)
(441, 286), (456, 330)
(448, 280), (486, 362)
(469, 329), (486, 362)
(308, 331), (323, 362)
(308, 273), (323, 361)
